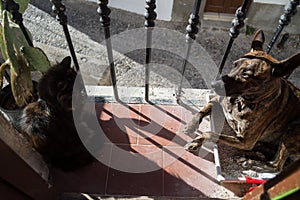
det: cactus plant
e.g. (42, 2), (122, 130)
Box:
(0, 1), (50, 108)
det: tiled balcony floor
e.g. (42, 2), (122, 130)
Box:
(52, 103), (236, 199)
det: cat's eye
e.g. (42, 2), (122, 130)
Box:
(57, 82), (64, 88)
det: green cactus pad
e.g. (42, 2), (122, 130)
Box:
(3, 10), (19, 75)
(21, 46), (50, 72)
(0, 0), (29, 14)
(0, 24), (5, 60)
(14, 0), (30, 14)
(10, 55), (34, 107)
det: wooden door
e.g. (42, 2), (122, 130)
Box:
(204, 0), (246, 14)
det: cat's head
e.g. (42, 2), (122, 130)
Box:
(38, 56), (77, 112)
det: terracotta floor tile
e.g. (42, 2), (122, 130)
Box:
(109, 144), (163, 173)
(163, 146), (221, 197)
(52, 103), (230, 197)
(52, 161), (109, 194)
(106, 145), (164, 196)
(137, 105), (210, 147)
(106, 168), (164, 196)
(97, 103), (140, 145)
(52, 143), (112, 193)
(138, 105), (192, 146)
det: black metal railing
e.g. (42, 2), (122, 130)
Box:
(176, 0), (202, 103)
(144, 0), (157, 103)
(50, 0), (80, 72)
(4, 0), (33, 47)
(97, 0), (119, 101)
(266, 0), (300, 53)
(2, 0), (298, 103)
(216, 0), (250, 79)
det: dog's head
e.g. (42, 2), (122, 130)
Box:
(212, 30), (300, 98)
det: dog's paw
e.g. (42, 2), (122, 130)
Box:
(241, 159), (278, 173)
(184, 141), (202, 152)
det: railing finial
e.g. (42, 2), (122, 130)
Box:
(216, 0), (250, 80)
(4, 0), (33, 47)
(176, 0), (202, 103)
(266, 0), (300, 53)
(50, 0), (80, 71)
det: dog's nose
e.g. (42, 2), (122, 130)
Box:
(211, 79), (223, 89)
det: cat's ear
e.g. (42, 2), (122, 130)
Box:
(60, 56), (72, 68)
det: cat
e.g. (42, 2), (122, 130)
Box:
(16, 56), (95, 171)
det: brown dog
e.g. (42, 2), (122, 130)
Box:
(184, 30), (300, 172)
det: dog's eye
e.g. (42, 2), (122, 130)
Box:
(241, 69), (254, 78)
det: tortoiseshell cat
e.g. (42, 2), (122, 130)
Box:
(17, 56), (95, 171)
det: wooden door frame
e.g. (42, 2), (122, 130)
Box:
(199, 0), (208, 19)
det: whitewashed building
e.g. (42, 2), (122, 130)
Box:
(90, 0), (300, 34)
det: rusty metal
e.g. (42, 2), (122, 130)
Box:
(50, 0), (80, 72)
(144, 0), (157, 102)
(97, 0), (119, 101)
(216, 0), (250, 79)
(242, 159), (300, 199)
(266, 0), (300, 53)
(176, 0), (202, 103)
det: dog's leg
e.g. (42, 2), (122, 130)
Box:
(240, 142), (288, 173)
(183, 97), (219, 135)
(268, 142), (289, 171)
(184, 130), (241, 151)
(268, 124), (300, 171)
(185, 126), (260, 152)
(243, 125), (299, 172)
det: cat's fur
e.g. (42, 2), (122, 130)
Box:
(17, 56), (94, 171)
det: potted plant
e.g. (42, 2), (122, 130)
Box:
(0, 0), (50, 111)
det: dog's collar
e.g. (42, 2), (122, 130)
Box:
(242, 51), (279, 64)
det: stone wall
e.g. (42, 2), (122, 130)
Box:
(247, 2), (300, 35)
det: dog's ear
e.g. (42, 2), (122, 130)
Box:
(273, 51), (300, 77)
(60, 56), (72, 68)
(251, 30), (265, 52)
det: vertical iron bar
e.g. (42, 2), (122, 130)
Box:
(176, 0), (201, 103)
(50, 0), (87, 98)
(144, 0), (157, 102)
(266, 0), (300, 53)
(97, 0), (119, 101)
(50, 0), (80, 71)
(145, 30), (153, 102)
(216, 0), (250, 79)
(4, 0), (33, 47)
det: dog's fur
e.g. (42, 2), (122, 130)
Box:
(184, 30), (300, 172)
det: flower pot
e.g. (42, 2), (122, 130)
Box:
(0, 82), (38, 126)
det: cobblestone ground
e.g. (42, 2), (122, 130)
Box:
(29, 0), (300, 88)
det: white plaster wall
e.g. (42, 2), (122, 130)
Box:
(88, 0), (173, 21)
(253, 0), (289, 5)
